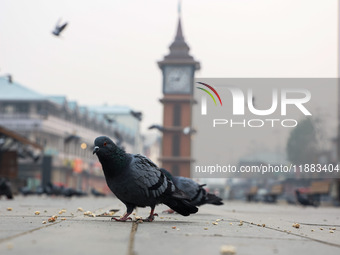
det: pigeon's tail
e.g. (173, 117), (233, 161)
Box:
(162, 187), (198, 216)
(205, 193), (224, 205)
(163, 196), (198, 216)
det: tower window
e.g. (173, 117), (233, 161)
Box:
(172, 134), (180, 156)
(173, 104), (181, 126)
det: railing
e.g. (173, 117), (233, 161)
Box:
(0, 113), (31, 119)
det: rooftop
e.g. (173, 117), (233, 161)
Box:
(0, 77), (46, 101)
(88, 105), (132, 115)
(0, 78), (138, 138)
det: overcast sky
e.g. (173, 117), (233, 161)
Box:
(0, 0), (337, 132)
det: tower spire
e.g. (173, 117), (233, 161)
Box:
(178, 0), (181, 18)
(175, 17), (184, 41)
(157, 1), (200, 70)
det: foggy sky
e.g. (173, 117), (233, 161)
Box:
(0, 0), (337, 132)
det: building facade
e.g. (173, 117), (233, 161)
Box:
(0, 77), (141, 193)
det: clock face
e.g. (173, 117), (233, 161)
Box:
(164, 66), (192, 94)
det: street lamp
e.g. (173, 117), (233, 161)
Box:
(148, 124), (196, 135)
(80, 143), (87, 150)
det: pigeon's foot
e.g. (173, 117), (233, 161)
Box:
(162, 209), (175, 214)
(143, 209), (158, 222)
(143, 213), (158, 222)
(112, 213), (132, 222)
(112, 216), (132, 222)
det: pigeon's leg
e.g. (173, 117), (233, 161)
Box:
(162, 208), (175, 214)
(143, 206), (158, 222)
(112, 204), (133, 222)
(113, 212), (132, 222)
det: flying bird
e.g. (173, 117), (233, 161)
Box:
(93, 136), (198, 221)
(161, 168), (223, 213)
(52, 19), (68, 36)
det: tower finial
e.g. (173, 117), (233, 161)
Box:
(178, 0), (181, 18)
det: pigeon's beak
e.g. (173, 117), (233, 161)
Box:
(93, 146), (99, 155)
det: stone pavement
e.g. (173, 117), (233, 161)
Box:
(0, 196), (339, 255)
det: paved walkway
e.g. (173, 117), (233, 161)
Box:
(0, 196), (339, 255)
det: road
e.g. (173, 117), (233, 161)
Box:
(0, 196), (339, 255)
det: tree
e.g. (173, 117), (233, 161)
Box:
(286, 118), (318, 165)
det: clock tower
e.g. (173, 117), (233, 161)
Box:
(157, 17), (200, 177)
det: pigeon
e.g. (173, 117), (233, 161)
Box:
(91, 188), (106, 197)
(295, 189), (318, 207)
(52, 19), (68, 36)
(19, 186), (35, 196)
(160, 168), (223, 213)
(93, 136), (198, 221)
(0, 178), (13, 199)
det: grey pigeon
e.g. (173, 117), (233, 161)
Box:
(52, 19), (68, 36)
(0, 178), (13, 199)
(161, 168), (223, 209)
(93, 136), (198, 221)
(295, 189), (319, 207)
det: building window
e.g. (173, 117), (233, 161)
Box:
(172, 165), (180, 176)
(4, 104), (15, 114)
(16, 103), (29, 113)
(172, 134), (180, 156)
(173, 104), (181, 126)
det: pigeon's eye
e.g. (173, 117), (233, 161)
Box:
(103, 142), (107, 146)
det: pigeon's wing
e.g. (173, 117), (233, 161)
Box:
(173, 176), (200, 200)
(59, 22), (68, 32)
(52, 27), (59, 35)
(129, 154), (169, 199)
